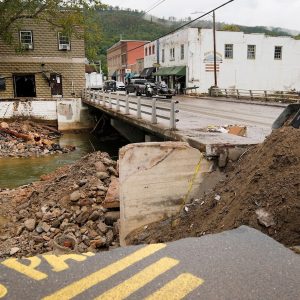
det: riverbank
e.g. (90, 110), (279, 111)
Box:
(0, 121), (75, 158)
(0, 151), (120, 258)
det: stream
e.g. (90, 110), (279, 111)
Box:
(0, 133), (126, 189)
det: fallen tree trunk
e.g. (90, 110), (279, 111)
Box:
(0, 127), (32, 141)
(28, 122), (61, 135)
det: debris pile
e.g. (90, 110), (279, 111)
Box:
(0, 121), (75, 158)
(127, 127), (300, 247)
(0, 151), (120, 258)
(206, 125), (247, 137)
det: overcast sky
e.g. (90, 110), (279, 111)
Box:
(104, 0), (300, 32)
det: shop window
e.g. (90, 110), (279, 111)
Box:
(58, 32), (70, 50)
(13, 74), (36, 97)
(20, 31), (33, 50)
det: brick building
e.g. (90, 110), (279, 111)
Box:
(107, 40), (148, 82)
(0, 19), (85, 99)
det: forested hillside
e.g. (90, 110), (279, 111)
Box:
(95, 9), (175, 74)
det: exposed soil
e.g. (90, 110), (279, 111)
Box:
(127, 127), (300, 247)
(0, 151), (120, 258)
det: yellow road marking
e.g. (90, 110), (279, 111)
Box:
(43, 254), (87, 272)
(83, 252), (95, 257)
(1, 257), (47, 281)
(0, 284), (7, 298)
(146, 273), (204, 300)
(43, 244), (166, 300)
(95, 257), (179, 300)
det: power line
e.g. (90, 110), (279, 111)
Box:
(144, 0), (167, 15)
(126, 0), (235, 53)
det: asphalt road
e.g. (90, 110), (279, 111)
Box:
(0, 227), (299, 300)
(175, 96), (285, 129)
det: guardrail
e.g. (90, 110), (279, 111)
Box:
(82, 89), (179, 130)
(211, 87), (300, 103)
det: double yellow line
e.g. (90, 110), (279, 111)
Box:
(43, 244), (204, 300)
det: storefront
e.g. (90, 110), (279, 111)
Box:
(153, 66), (186, 93)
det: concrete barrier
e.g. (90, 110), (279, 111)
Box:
(0, 98), (93, 130)
(119, 142), (213, 246)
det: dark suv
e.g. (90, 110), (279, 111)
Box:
(103, 80), (117, 92)
(125, 79), (147, 95)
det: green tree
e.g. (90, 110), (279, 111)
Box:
(294, 34), (300, 40)
(0, 0), (104, 60)
(221, 24), (241, 32)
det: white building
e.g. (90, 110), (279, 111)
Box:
(144, 28), (300, 93)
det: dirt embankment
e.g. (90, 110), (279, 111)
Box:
(0, 120), (75, 157)
(127, 127), (300, 247)
(0, 151), (120, 258)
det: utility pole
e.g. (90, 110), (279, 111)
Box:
(213, 10), (217, 87)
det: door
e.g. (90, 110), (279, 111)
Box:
(50, 73), (63, 96)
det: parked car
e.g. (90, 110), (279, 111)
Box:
(125, 79), (147, 95)
(116, 81), (125, 91)
(103, 80), (117, 92)
(137, 81), (174, 99)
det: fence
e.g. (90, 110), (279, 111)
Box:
(82, 89), (179, 130)
(211, 87), (300, 103)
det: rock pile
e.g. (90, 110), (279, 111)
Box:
(0, 120), (75, 158)
(0, 151), (120, 258)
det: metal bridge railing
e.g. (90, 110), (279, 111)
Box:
(82, 89), (179, 130)
(211, 87), (300, 103)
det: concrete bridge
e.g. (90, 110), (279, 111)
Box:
(82, 90), (285, 165)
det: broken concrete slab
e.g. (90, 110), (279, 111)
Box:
(119, 141), (213, 246)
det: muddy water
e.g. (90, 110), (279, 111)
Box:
(0, 133), (126, 189)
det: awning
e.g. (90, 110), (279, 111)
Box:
(140, 67), (156, 78)
(153, 66), (186, 76)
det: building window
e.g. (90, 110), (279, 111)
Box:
(152, 45), (155, 54)
(13, 74), (36, 97)
(149, 46), (152, 55)
(58, 32), (70, 50)
(162, 49), (165, 62)
(20, 31), (33, 50)
(274, 46), (282, 60)
(225, 44), (233, 59)
(170, 48), (175, 61)
(247, 45), (256, 59)
(145, 48), (148, 56)
(180, 44), (184, 60)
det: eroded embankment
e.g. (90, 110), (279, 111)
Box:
(127, 127), (300, 247)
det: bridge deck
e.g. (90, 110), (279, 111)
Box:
(82, 93), (285, 156)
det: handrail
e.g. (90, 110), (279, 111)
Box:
(82, 89), (179, 130)
(210, 87), (300, 103)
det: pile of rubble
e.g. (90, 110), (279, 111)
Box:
(0, 151), (120, 258)
(127, 127), (300, 247)
(0, 121), (75, 157)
